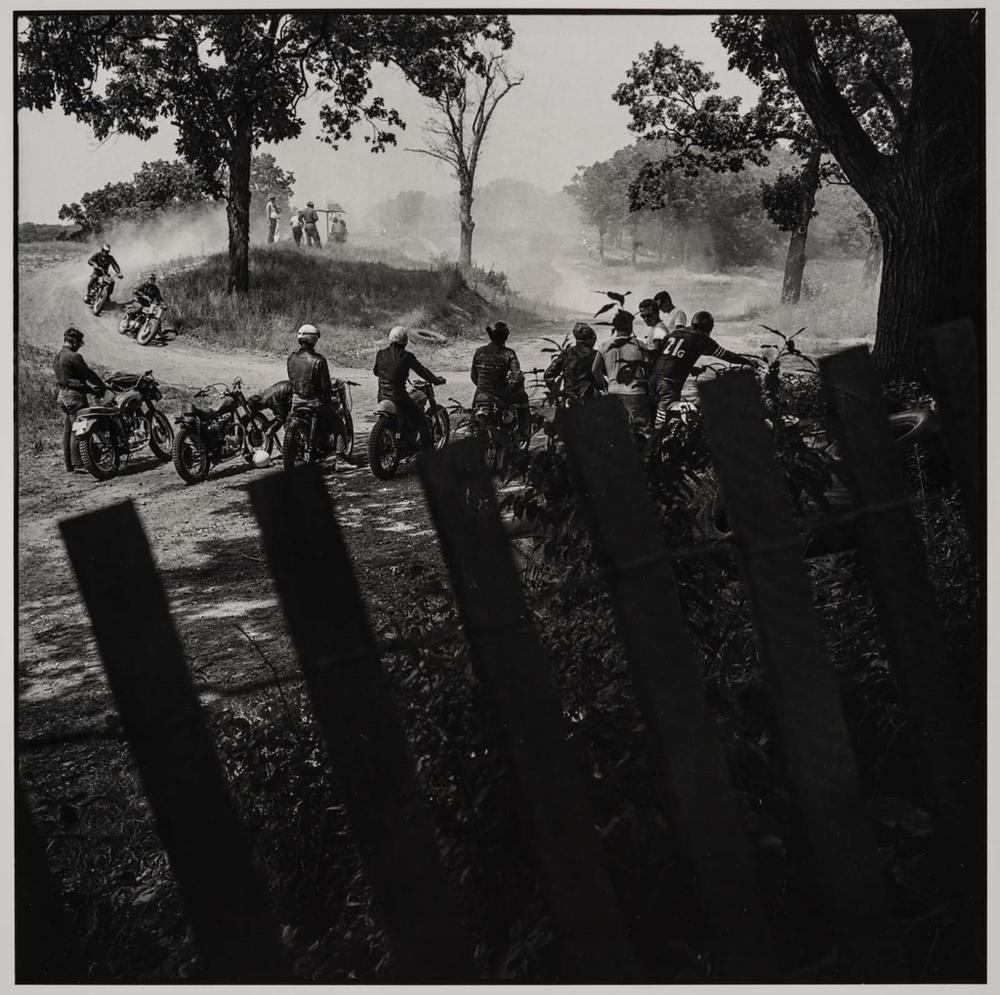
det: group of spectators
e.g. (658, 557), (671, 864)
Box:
(266, 196), (347, 248)
(544, 289), (761, 432)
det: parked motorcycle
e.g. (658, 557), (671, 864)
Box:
(281, 379), (357, 471)
(71, 370), (174, 481)
(119, 299), (173, 346)
(171, 378), (273, 484)
(89, 271), (121, 316)
(467, 396), (531, 472)
(368, 379), (450, 480)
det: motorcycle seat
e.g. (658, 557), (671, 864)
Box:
(290, 398), (323, 413)
(183, 398), (232, 420)
(77, 405), (118, 417)
(107, 372), (141, 388)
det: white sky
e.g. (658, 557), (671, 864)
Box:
(17, 14), (759, 224)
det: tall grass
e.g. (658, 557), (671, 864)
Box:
(18, 343), (58, 453)
(162, 245), (490, 362)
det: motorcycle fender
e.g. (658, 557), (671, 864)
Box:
(117, 389), (143, 415)
(72, 418), (93, 436)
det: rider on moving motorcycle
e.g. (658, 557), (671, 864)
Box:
(85, 243), (121, 303)
(133, 272), (163, 307)
(372, 326), (445, 452)
(287, 324), (345, 455)
(471, 321), (530, 436)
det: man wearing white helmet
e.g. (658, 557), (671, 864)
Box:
(372, 325), (445, 452)
(287, 323), (344, 454)
(84, 243), (121, 303)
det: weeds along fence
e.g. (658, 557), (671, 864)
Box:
(18, 321), (983, 983)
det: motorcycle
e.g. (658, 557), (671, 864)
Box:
(467, 395), (532, 472)
(88, 271), (121, 316)
(171, 378), (274, 485)
(119, 299), (173, 346)
(71, 370), (174, 481)
(281, 379), (358, 471)
(368, 379), (450, 480)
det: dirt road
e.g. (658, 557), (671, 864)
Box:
(18, 249), (565, 744)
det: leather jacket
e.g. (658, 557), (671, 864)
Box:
(373, 343), (435, 401)
(471, 342), (522, 400)
(287, 346), (332, 402)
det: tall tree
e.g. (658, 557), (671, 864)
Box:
(18, 13), (511, 293)
(716, 12), (983, 379)
(410, 51), (522, 271)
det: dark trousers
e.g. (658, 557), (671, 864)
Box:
(611, 391), (651, 433)
(59, 388), (87, 469)
(291, 226), (302, 246)
(267, 218), (277, 243)
(651, 378), (683, 427)
(304, 225), (321, 248)
(396, 394), (433, 451)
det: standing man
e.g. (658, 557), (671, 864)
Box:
(54, 327), (108, 472)
(266, 195), (281, 244)
(592, 310), (651, 433)
(289, 207), (302, 246)
(544, 322), (604, 404)
(300, 202), (322, 248)
(653, 290), (688, 336)
(637, 298), (672, 352)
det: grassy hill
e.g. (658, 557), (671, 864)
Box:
(162, 244), (502, 366)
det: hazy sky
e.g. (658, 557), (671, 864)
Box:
(17, 14), (759, 224)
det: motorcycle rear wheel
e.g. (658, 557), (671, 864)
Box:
(148, 411), (174, 462)
(337, 411), (355, 459)
(172, 425), (210, 484)
(368, 418), (400, 479)
(137, 317), (159, 347)
(246, 415), (274, 456)
(282, 421), (310, 471)
(92, 286), (110, 317)
(80, 429), (120, 481)
(430, 405), (450, 450)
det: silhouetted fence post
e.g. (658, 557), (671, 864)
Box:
(60, 502), (285, 982)
(560, 397), (774, 980)
(248, 465), (474, 982)
(419, 439), (638, 982)
(820, 346), (984, 970)
(16, 781), (84, 983)
(698, 372), (904, 982)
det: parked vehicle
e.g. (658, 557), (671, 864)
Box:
(368, 379), (450, 480)
(171, 378), (273, 485)
(90, 272), (121, 316)
(119, 299), (174, 346)
(281, 379), (358, 470)
(467, 396), (531, 472)
(71, 370), (173, 481)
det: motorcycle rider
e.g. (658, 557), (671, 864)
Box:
(372, 325), (445, 452)
(85, 243), (122, 303)
(287, 324), (344, 455)
(133, 272), (163, 307)
(592, 309), (651, 433)
(470, 321), (531, 437)
(54, 327), (109, 472)
(649, 310), (762, 427)
(544, 321), (605, 404)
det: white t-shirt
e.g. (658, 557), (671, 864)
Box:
(267, 201), (280, 221)
(646, 307), (688, 348)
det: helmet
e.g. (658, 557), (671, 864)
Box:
(102, 243), (111, 252)
(487, 321), (510, 344)
(691, 310), (715, 334)
(297, 323), (320, 344)
(388, 325), (408, 345)
(64, 326), (84, 346)
(252, 449), (272, 469)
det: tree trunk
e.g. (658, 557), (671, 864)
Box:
(872, 174), (984, 380)
(458, 181), (474, 273)
(226, 121), (252, 296)
(598, 227), (605, 261)
(780, 145), (822, 304)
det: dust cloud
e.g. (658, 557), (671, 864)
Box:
(102, 204), (230, 274)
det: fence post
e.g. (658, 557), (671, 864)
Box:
(819, 346), (984, 971)
(248, 466), (474, 982)
(559, 398), (774, 980)
(698, 372), (904, 981)
(59, 502), (285, 982)
(16, 781), (84, 982)
(419, 439), (638, 982)
(919, 319), (982, 560)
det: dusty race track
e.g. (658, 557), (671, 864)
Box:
(17, 248), (562, 745)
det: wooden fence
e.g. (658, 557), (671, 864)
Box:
(17, 323), (984, 983)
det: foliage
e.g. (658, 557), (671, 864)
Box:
(18, 221), (81, 242)
(18, 13), (513, 291)
(759, 169), (816, 232)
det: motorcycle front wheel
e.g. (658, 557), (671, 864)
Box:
(368, 418), (400, 479)
(172, 424), (210, 484)
(80, 428), (120, 481)
(148, 411), (174, 462)
(92, 286), (110, 317)
(246, 415), (275, 456)
(337, 410), (355, 459)
(118, 315), (132, 335)
(430, 405), (450, 450)
(282, 421), (310, 471)
(137, 317), (159, 347)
